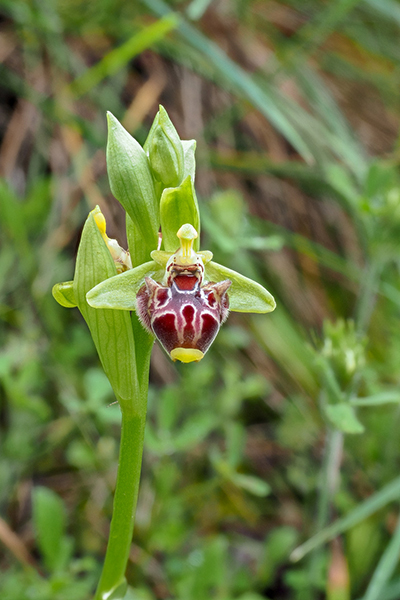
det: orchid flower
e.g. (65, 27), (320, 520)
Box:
(86, 218), (275, 362)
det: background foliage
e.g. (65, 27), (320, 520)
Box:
(1, 0), (400, 598)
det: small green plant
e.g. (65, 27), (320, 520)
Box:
(52, 106), (275, 599)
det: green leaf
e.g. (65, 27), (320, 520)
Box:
(147, 105), (184, 188)
(350, 391), (400, 406)
(107, 112), (159, 256)
(160, 175), (200, 252)
(32, 486), (66, 573)
(230, 473), (271, 497)
(86, 260), (165, 311)
(325, 404), (365, 434)
(52, 280), (77, 308)
(74, 208), (137, 406)
(205, 261), (276, 313)
(68, 15), (178, 98)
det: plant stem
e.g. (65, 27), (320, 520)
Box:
(309, 426), (343, 589)
(94, 391), (148, 600)
(316, 428), (344, 532)
(355, 258), (382, 336)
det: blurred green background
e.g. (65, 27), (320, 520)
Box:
(1, 0), (400, 598)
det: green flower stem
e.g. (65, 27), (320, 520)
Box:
(94, 383), (149, 600)
(354, 258), (383, 336)
(316, 427), (344, 532)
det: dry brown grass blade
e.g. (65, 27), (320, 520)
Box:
(0, 516), (38, 569)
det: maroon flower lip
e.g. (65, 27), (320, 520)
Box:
(137, 265), (231, 362)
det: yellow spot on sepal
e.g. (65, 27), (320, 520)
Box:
(170, 348), (204, 363)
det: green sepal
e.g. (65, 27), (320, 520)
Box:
(205, 261), (276, 313)
(106, 112), (159, 253)
(86, 260), (165, 311)
(147, 105), (184, 188)
(74, 208), (137, 406)
(52, 280), (77, 308)
(160, 176), (200, 252)
(181, 139), (196, 182)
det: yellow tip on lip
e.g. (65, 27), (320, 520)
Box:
(170, 348), (204, 363)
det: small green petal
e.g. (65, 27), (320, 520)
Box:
(52, 281), (77, 308)
(87, 260), (164, 311)
(151, 250), (173, 267)
(151, 248), (213, 268)
(205, 261), (276, 313)
(198, 251), (213, 265)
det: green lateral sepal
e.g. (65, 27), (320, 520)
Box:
(160, 175), (200, 252)
(74, 207), (137, 405)
(205, 261), (276, 313)
(86, 260), (165, 311)
(52, 280), (77, 308)
(106, 112), (159, 252)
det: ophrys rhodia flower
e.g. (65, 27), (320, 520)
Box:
(86, 218), (276, 363)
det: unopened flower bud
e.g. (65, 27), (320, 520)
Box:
(147, 106), (184, 188)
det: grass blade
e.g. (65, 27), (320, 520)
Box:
(291, 476), (400, 562)
(361, 515), (400, 600)
(69, 14), (178, 98)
